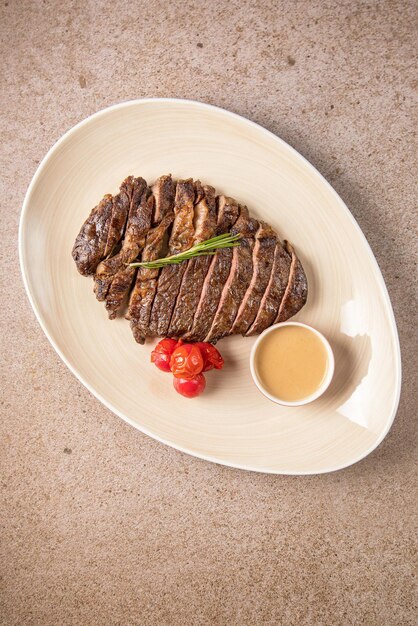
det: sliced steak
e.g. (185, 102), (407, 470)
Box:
(246, 241), (292, 336)
(184, 196), (240, 342)
(205, 207), (259, 343)
(72, 194), (114, 276)
(94, 177), (154, 319)
(148, 179), (196, 337)
(73, 174), (308, 343)
(231, 221), (277, 335)
(103, 178), (133, 257)
(167, 179), (196, 253)
(168, 185), (217, 338)
(127, 175), (176, 344)
(94, 177), (147, 301)
(275, 242), (308, 322)
(73, 177), (136, 277)
(215, 195), (241, 235)
(152, 174), (175, 225)
(105, 188), (154, 319)
(102, 265), (137, 318)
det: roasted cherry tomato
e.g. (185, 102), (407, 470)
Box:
(170, 343), (204, 379)
(195, 342), (224, 371)
(173, 374), (206, 398)
(151, 338), (178, 372)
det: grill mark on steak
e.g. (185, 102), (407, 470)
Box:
(184, 196), (240, 342)
(94, 177), (147, 302)
(148, 179), (196, 337)
(168, 185), (217, 338)
(246, 241), (291, 336)
(205, 206), (259, 343)
(231, 221), (277, 335)
(127, 175), (176, 344)
(275, 242), (308, 322)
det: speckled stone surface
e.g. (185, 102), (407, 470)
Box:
(1, 1), (417, 624)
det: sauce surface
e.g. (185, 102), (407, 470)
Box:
(255, 325), (329, 402)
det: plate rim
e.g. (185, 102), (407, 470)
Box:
(18, 97), (402, 474)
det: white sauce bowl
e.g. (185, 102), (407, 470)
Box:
(250, 321), (335, 407)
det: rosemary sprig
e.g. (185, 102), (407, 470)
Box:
(128, 233), (242, 270)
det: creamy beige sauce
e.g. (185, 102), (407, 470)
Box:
(255, 325), (329, 402)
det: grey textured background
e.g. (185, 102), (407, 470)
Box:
(1, 1), (417, 624)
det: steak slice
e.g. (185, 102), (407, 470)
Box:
(231, 221), (277, 335)
(215, 195), (241, 235)
(103, 178), (132, 258)
(168, 179), (198, 253)
(72, 194), (114, 276)
(205, 207), (259, 343)
(168, 185), (217, 338)
(94, 177), (154, 319)
(72, 177), (135, 277)
(184, 196), (240, 342)
(148, 179), (196, 337)
(127, 175), (176, 344)
(152, 174), (176, 225)
(104, 188), (154, 319)
(246, 241), (291, 336)
(275, 242), (308, 322)
(94, 177), (147, 301)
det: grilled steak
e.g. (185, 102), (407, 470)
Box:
(73, 175), (308, 343)
(93, 178), (147, 301)
(205, 207), (259, 343)
(148, 179), (196, 337)
(72, 194), (115, 276)
(94, 177), (153, 319)
(231, 221), (277, 335)
(246, 241), (292, 336)
(104, 182), (132, 258)
(104, 188), (154, 319)
(152, 174), (176, 225)
(215, 195), (241, 235)
(276, 242), (308, 323)
(127, 175), (176, 344)
(168, 185), (217, 338)
(184, 196), (240, 341)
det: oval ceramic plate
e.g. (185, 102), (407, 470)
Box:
(19, 99), (401, 474)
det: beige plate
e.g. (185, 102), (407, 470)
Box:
(19, 99), (401, 474)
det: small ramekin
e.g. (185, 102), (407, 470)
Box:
(250, 321), (335, 407)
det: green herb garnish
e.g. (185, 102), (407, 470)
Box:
(128, 233), (241, 270)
